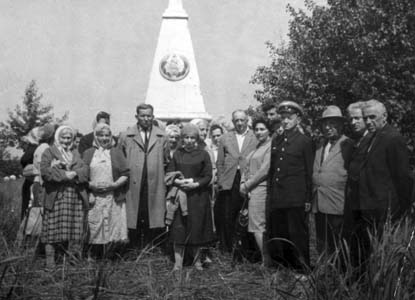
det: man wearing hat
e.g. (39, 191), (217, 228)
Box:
(267, 101), (313, 272)
(312, 106), (354, 255)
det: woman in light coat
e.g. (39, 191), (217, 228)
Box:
(240, 117), (271, 264)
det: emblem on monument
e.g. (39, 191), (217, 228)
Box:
(159, 53), (190, 81)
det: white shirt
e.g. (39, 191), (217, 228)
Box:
(235, 129), (249, 153)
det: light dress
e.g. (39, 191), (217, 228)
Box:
(88, 149), (128, 244)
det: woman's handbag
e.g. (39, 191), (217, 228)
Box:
(232, 195), (258, 263)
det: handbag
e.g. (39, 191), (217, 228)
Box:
(24, 206), (43, 236)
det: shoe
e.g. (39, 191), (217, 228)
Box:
(293, 273), (309, 282)
(194, 261), (203, 271)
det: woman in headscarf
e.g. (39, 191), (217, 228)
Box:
(40, 125), (89, 269)
(166, 123), (215, 271)
(82, 123), (129, 258)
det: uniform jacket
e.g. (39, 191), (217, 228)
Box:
(82, 147), (130, 203)
(356, 124), (413, 217)
(216, 129), (258, 191)
(118, 124), (167, 229)
(40, 145), (89, 210)
(268, 128), (313, 210)
(312, 135), (354, 215)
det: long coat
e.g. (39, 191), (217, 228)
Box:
(357, 124), (413, 218)
(216, 130), (258, 191)
(118, 125), (167, 229)
(312, 135), (354, 215)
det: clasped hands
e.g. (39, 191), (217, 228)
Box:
(174, 178), (199, 191)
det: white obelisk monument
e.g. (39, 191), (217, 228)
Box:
(145, 0), (211, 122)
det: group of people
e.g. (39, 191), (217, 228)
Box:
(18, 99), (413, 275)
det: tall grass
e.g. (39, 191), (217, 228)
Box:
(309, 218), (415, 300)
(1, 179), (414, 299)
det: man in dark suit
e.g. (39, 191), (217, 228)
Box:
(267, 101), (313, 273)
(215, 110), (258, 253)
(347, 99), (413, 268)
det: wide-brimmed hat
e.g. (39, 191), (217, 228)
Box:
(278, 101), (303, 116)
(319, 105), (345, 122)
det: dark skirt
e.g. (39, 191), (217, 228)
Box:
(169, 189), (215, 247)
(41, 186), (85, 244)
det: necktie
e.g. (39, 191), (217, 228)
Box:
(144, 130), (149, 151)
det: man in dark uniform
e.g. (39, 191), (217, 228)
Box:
(267, 101), (313, 273)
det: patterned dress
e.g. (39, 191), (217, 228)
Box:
(88, 150), (128, 244)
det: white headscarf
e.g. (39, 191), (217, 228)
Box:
(54, 125), (75, 166)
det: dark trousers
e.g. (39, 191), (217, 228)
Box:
(315, 212), (343, 255)
(348, 210), (386, 271)
(21, 179), (33, 220)
(214, 171), (245, 253)
(268, 207), (310, 272)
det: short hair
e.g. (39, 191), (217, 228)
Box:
(346, 101), (365, 115)
(262, 102), (277, 113)
(96, 111), (110, 122)
(136, 103), (154, 114)
(252, 117), (271, 132)
(190, 118), (209, 127)
(210, 124), (223, 134)
(231, 109), (247, 120)
(76, 132), (83, 138)
(363, 99), (387, 115)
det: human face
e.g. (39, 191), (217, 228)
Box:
(321, 119), (342, 142)
(136, 108), (154, 130)
(168, 133), (180, 149)
(211, 128), (223, 146)
(363, 106), (387, 133)
(254, 122), (270, 143)
(348, 108), (366, 135)
(280, 112), (300, 131)
(183, 134), (197, 150)
(197, 122), (209, 141)
(96, 128), (111, 148)
(266, 108), (279, 122)
(97, 118), (110, 125)
(59, 130), (73, 150)
(232, 111), (248, 134)
(73, 137), (81, 149)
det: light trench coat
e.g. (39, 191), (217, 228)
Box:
(119, 124), (167, 229)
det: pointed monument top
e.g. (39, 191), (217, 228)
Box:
(163, 0), (188, 19)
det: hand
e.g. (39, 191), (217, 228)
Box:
(65, 171), (77, 180)
(52, 159), (66, 169)
(174, 178), (186, 187)
(181, 182), (199, 191)
(239, 183), (248, 196)
(305, 203), (311, 212)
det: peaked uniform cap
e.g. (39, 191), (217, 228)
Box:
(278, 101), (304, 115)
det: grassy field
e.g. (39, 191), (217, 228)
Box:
(1, 179), (414, 299)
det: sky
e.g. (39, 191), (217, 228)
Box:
(0, 0), (326, 134)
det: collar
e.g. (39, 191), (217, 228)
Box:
(283, 127), (299, 139)
(235, 128), (249, 137)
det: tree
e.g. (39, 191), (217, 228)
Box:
(251, 0), (415, 142)
(0, 80), (68, 147)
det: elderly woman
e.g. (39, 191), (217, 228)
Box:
(165, 124), (181, 162)
(40, 125), (89, 269)
(166, 124), (215, 271)
(82, 123), (129, 257)
(240, 117), (271, 264)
